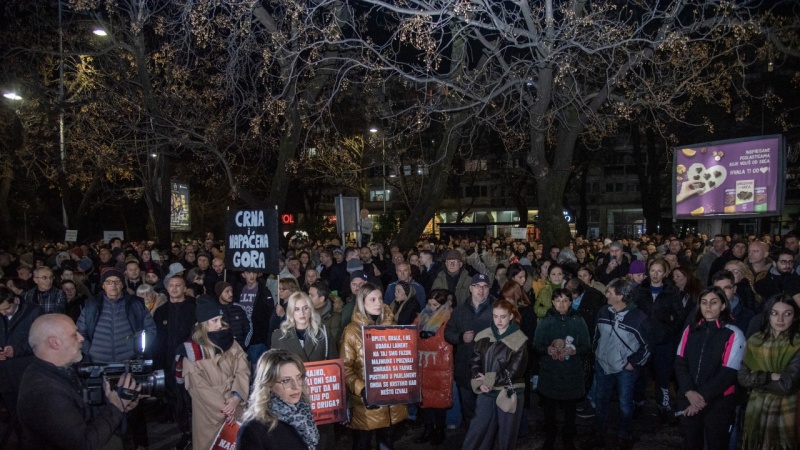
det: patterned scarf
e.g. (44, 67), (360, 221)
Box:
(417, 302), (451, 333)
(742, 331), (800, 450)
(269, 392), (320, 450)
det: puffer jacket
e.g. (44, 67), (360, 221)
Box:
(469, 324), (528, 396)
(632, 279), (686, 345)
(534, 308), (591, 400)
(340, 305), (408, 430)
(415, 314), (454, 409)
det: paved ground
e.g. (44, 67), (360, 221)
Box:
(2, 396), (684, 449)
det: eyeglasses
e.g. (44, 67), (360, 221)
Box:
(471, 284), (489, 290)
(276, 374), (305, 389)
(103, 280), (123, 286)
(777, 260), (794, 265)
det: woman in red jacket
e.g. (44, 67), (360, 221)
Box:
(414, 289), (454, 446)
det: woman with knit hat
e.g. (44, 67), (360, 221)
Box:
(180, 294), (250, 450)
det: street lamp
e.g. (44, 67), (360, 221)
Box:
(370, 127), (387, 213)
(3, 92), (22, 100)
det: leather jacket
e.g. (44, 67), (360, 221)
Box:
(470, 325), (528, 393)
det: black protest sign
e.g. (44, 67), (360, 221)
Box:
(225, 209), (279, 274)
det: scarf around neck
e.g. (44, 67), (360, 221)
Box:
(208, 329), (234, 354)
(418, 302), (451, 333)
(491, 320), (520, 340)
(269, 392), (320, 449)
(744, 331), (800, 374)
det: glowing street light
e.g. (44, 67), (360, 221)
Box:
(3, 92), (22, 100)
(93, 28), (107, 36)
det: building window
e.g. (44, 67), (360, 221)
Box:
(369, 190), (391, 201)
(464, 160), (488, 172)
(464, 185), (488, 197)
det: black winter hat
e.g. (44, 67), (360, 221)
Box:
(196, 294), (223, 323)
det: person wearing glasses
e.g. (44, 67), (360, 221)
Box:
(754, 249), (800, 307)
(272, 291), (338, 449)
(180, 295), (250, 450)
(76, 267), (157, 450)
(237, 349), (320, 449)
(431, 249), (472, 305)
(444, 273), (495, 431)
(21, 266), (66, 314)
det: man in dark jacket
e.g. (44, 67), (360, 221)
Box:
(17, 314), (141, 449)
(21, 266), (66, 314)
(76, 268), (156, 449)
(707, 239), (747, 286)
(594, 242), (631, 285)
(234, 270), (274, 364)
(444, 274), (494, 429)
(152, 275), (196, 448)
(215, 281), (250, 349)
(0, 287), (42, 437)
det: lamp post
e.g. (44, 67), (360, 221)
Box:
(369, 127), (387, 213)
(59, 0), (68, 228)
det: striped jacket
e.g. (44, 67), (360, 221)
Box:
(594, 303), (650, 374)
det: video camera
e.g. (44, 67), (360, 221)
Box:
(76, 331), (165, 406)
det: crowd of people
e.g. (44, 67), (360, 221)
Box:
(0, 229), (799, 450)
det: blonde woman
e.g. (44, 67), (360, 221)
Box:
(723, 259), (761, 313)
(237, 349), (320, 449)
(272, 291), (338, 362)
(268, 278), (302, 346)
(340, 283), (408, 450)
(180, 295), (250, 450)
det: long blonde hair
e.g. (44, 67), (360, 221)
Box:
(279, 292), (323, 345)
(192, 318), (234, 367)
(242, 350), (308, 430)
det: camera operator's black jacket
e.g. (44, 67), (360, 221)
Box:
(17, 357), (124, 449)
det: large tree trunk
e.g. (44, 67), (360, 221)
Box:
(142, 154), (172, 247)
(630, 122), (665, 234)
(391, 113), (469, 249)
(0, 162), (13, 244)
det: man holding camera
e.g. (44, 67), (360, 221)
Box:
(17, 314), (142, 449)
(77, 268), (156, 450)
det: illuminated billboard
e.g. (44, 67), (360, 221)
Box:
(672, 135), (785, 219)
(170, 181), (191, 231)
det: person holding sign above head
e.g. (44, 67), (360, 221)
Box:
(237, 349), (320, 450)
(340, 283), (408, 450)
(463, 298), (528, 450)
(413, 289), (454, 446)
(271, 291), (339, 450)
(179, 295), (251, 450)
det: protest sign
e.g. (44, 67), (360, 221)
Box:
(362, 325), (420, 406)
(225, 209), (279, 274)
(209, 420), (240, 450)
(305, 359), (347, 425)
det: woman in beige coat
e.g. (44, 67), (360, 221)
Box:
(181, 295), (251, 450)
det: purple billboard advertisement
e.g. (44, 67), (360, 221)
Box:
(673, 135), (785, 219)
